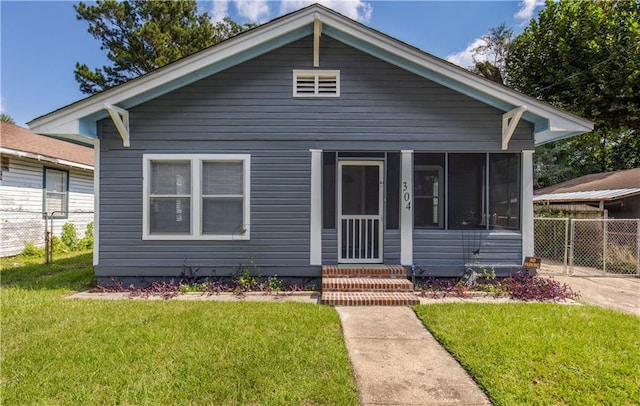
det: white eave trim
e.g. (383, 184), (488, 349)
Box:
(27, 5), (593, 144)
(0, 147), (94, 171)
(104, 104), (130, 147)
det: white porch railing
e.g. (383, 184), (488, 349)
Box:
(339, 215), (382, 263)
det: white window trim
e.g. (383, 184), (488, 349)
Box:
(293, 69), (340, 98)
(142, 153), (250, 240)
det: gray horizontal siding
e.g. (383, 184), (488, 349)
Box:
(96, 34), (531, 278)
(413, 230), (522, 276)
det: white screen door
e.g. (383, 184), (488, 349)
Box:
(338, 161), (383, 263)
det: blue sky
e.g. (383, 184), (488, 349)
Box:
(0, 1), (544, 127)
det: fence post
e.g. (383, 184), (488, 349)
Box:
(637, 219), (640, 276)
(563, 218), (569, 274)
(569, 219), (575, 275)
(602, 219), (608, 275)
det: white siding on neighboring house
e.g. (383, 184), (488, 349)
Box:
(0, 155), (94, 257)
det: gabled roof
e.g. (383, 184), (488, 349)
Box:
(0, 122), (93, 169)
(28, 4), (593, 146)
(534, 168), (640, 203)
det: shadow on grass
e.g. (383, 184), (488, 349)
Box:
(0, 252), (95, 292)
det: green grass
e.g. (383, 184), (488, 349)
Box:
(414, 303), (640, 405)
(1, 253), (358, 405)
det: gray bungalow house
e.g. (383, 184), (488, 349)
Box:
(29, 5), (593, 284)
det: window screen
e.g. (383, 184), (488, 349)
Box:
(489, 154), (520, 229)
(149, 161), (191, 234)
(448, 154), (486, 230)
(202, 161), (244, 235)
(385, 153), (400, 230)
(414, 153), (444, 228)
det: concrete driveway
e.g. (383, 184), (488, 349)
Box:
(540, 266), (640, 317)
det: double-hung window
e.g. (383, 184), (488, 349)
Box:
(44, 167), (68, 217)
(143, 154), (250, 240)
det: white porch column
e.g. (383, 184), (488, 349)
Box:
(400, 150), (413, 265)
(310, 149), (322, 265)
(522, 150), (534, 260)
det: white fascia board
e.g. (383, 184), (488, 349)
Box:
(0, 147), (94, 171)
(316, 11), (594, 140)
(28, 8), (318, 139)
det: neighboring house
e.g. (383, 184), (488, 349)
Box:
(0, 122), (94, 256)
(534, 168), (640, 219)
(28, 5), (592, 282)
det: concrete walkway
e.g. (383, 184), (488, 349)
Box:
(336, 306), (491, 406)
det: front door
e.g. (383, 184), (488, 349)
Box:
(338, 161), (383, 263)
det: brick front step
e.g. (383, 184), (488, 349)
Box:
(321, 292), (419, 306)
(322, 277), (414, 292)
(322, 265), (407, 278)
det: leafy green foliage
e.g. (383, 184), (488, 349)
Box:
(74, 0), (254, 94)
(415, 303), (640, 405)
(470, 22), (513, 85)
(506, 0), (640, 187)
(20, 241), (45, 257)
(60, 223), (79, 251)
(77, 222), (94, 250)
(0, 113), (16, 124)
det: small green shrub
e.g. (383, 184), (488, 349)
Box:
(60, 223), (78, 251)
(21, 241), (45, 257)
(51, 236), (70, 254)
(76, 222), (94, 250)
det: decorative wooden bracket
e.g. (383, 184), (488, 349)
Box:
(502, 106), (527, 150)
(104, 104), (130, 147)
(313, 16), (322, 68)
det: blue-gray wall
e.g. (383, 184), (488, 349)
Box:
(96, 35), (530, 280)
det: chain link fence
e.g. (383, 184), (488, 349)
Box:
(1, 210), (94, 261)
(534, 217), (640, 276)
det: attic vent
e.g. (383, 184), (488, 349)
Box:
(293, 70), (340, 98)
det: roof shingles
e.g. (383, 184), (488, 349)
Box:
(0, 122), (93, 167)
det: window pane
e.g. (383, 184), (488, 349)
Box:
(151, 161), (190, 195)
(448, 154), (486, 229)
(46, 170), (65, 193)
(150, 197), (191, 233)
(202, 161), (243, 195)
(414, 154), (444, 228)
(490, 154), (520, 229)
(202, 197), (244, 235)
(45, 169), (67, 215)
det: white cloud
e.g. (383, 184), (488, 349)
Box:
(515, 0), (545, 22)
(233, 0), (271, 22)
(446, 38), (486, 68)
(211, 0), (229, 24)
(280, 0), (373, 23)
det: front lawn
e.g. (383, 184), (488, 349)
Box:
(1, 253), (358, 405)
(414, 303), (640, 405)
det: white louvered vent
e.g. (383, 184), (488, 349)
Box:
(293, 70), (340, 98)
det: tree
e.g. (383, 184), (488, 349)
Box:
(0, 113), (16, 124)
(506, 0), (640, 186)
(471, 22), (513, 85)
(74, 0), (253, 94)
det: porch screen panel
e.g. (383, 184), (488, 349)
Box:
(386, 153), (400, 230)
(149, 161), (191, 233)
(202, 161), (244, 235)
(414, 153), (444, 228)
(322, 152), (336, 229)
(489, 153), (520, 229)
(448, 154), (485, 230)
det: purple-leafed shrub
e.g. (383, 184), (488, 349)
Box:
(417, 277), (472, 298)
(500, 271), (578, 301)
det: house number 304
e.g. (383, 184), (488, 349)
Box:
(402, 181), (411, 210)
